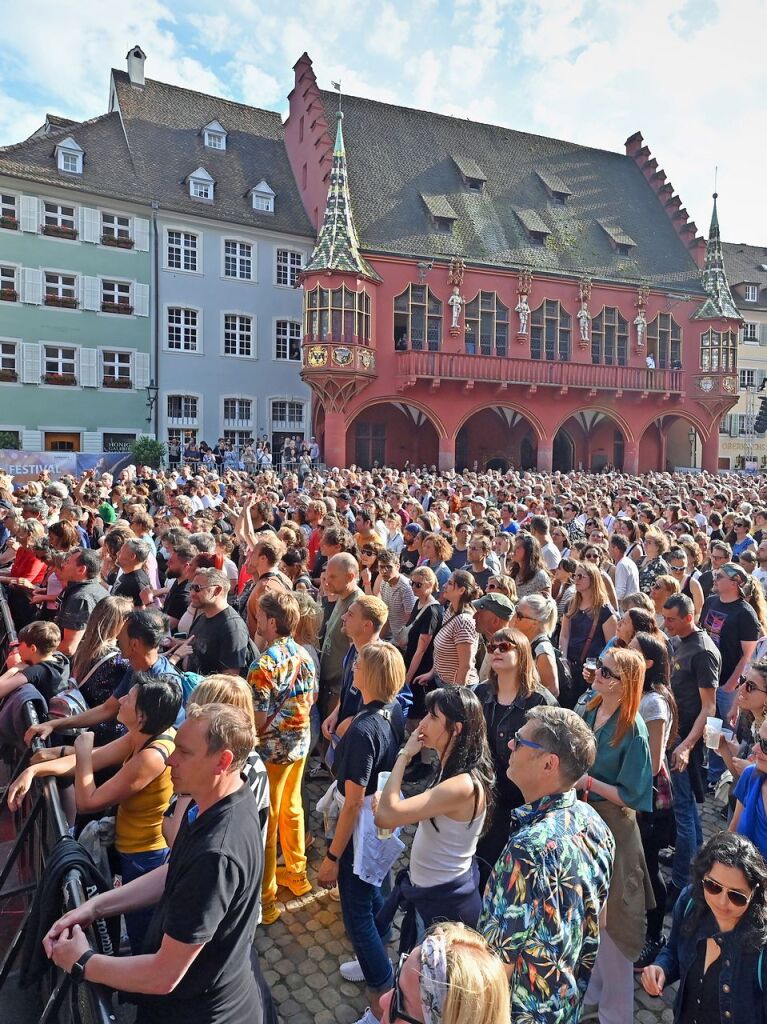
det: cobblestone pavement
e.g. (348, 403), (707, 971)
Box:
(260, 773), (728, 1024)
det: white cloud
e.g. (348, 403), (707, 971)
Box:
(367, 4), (410, 59)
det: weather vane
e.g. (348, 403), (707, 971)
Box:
(332, 80), (342, 116)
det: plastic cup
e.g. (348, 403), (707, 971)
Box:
(705, 716), (723, 749)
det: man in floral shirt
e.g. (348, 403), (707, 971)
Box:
(249, 589), (316, 926)
(479, 706), (614, 1023)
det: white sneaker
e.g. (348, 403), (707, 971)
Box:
(352, 1008), (380, 1024)
(340, 957), (366, 982)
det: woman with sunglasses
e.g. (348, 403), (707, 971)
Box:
(713, 662), (767, 785)
(402, 568), (444, 716)
(667, 544), (704, 623)
(379, 922), (510, 1024)
(582, 544), (619, 608)
(473, 627), (552, 889)
(650, 574), (680, 631)
(559, 560), (618, 706)
(359, 540), (384, 598)
(511, 595), (560, 699)
(415, 571), (481, 689)
(638, 528), (671, 595)
(485, 573), (517, 601)
(375, 687), (494, 951)
(576, 648), (653, 1021)
(510, 533), (551, 599)
(642, 831), (767, 1024)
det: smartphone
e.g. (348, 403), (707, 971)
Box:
(172, 632), (188, 641)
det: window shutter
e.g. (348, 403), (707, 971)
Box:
(20, 268), (43, 305)
(760, 323), (767, 347)
(82, 431), (101, 453)
(21, 343), (42, 384)
(133, 282), (149, 317)
(78, 207), (101, 243)
(78, 276), (101, 311)
(22, 430), (43, 449)
(134, 351), (151, 389)
(134, 217), (150, 252)
(20, 195), (39, 233)
(730, 417), (739, 437)
(80, 347), (98, 387)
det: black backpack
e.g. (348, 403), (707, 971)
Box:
(533, 636), (575, 708)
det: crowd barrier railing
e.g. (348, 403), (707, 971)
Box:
(0, 591), (115, 1024)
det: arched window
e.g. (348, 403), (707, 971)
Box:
(464, 291), (509, 356)
(530, 300), (571, 361)
(394, 285), (442, 351)
(700, 328), (737, 372)
(591, 307), (628, 366)
(647, 313), (681, 369)
(304, 285), (371, 344)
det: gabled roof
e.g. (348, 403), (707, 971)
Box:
(693, 194), (742, 321)
(422, 193), (458, 221)
(251, 179), (275, 196)
(203, 120), (226, 134)
(317, 89), (705, 290)
(188, 166), (214, 182)
(56, 137), (83, 153)
(722, 240), (767, 310)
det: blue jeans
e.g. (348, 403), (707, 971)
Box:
(707, 687), (737, 785)
(338, 845), (394, 993)
(119, 847), (170, 953)
(670, 757), (703, 891)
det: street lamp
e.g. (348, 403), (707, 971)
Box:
(688, 427), (697, 466)
(145, 382), (159, 424)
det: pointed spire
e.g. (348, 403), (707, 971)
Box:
(302, 110), (381, 282)
(692, 193), (741, 321)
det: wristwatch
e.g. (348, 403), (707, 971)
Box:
(70, 949), (96, 982)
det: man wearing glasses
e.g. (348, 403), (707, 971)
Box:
(479, 706), (614, 1024)
(175, 568), (249, 677)
(698, 542), (732, 602)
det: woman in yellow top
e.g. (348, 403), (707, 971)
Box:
(8, 671), (181, 952)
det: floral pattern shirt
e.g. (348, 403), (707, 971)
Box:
(479, 790), (615, 1024)
(248, 637), (317, 764)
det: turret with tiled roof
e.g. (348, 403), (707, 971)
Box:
(693, 193), (742, 321)
(303, 111), (381, 282)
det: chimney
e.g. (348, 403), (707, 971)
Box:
(126, 45), (146, 87)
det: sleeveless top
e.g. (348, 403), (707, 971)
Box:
(409, 794), (486, 887)
(115, 731), (175, 854)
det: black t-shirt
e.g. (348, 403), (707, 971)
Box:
(138, 785), (266, 1024)
(57, 580), (110, 632)
(188, 606), (250, 675)
(698, 569), (716, 602)
(403, 601), (443, 676)
(447, 547), (468, 571)
(334, 700), (404, 797)
(21, 652), (70, 702)
(163, 579), (191, 622)
(399, 546), (420, 577)
(474, 682), (549, 808)
(670, 628), (721, 736)
(700, 596), (760, 687)
(113, 568), (151, 608)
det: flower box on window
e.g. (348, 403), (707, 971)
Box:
(0, 216), (18, 231)
(42, 223), (78, 240)
(102, 376), (132, 389)
(0, 368), (18, 382)
(44, 293), (78, 309)
(0, 288), (17, 302)
(101, 300), (133, 315)
(101, 234), (134, 249)
(42, 372), (77, 386)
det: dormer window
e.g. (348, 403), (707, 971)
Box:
(597, 220), (637, 255)
(515, 208), (551, 246)
(203, 120), (227, 150)
(745, 284), (759, 302)
(466, 178), (484, 194)
(188, 167), (214, 202)
(55, 137), (83, 175)
(434, 217), (453, 234)
(452, 156), (486, 195)
(535, 169), (572, 205)
(421, 194), (457, 234)
(250, 179), (275, 214)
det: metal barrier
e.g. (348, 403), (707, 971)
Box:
(0, 591), (115, 1024)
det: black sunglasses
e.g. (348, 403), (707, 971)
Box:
(487, 640), (516, 653)
(702, 876), (752, 908)
(596, 657), (621, 682)
(390, 952), (421, 1024)
(740, 676), (767, 696)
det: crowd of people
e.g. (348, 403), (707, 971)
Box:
(3, 458), (767, 1024)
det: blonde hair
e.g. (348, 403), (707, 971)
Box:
(354, 594), (389, 632)
(427, 922), (511, 1024)
(410, 565), (438, 591)
(189, 675), (255, 726)
(643, 527), (669, 555)
(487, 574), (517, 600)
(294, 592), (323, 648)
(356, 640), (405, 703)
(71, 595), (133, 682)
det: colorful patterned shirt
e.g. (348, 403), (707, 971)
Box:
(479, 790), (614, 1024)
(248, 637), (317, 764)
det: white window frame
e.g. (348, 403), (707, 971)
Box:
(44, 270), (78, 302)
(43, 200), (76, 231)
(165, 305), (201, 353)
(166, 393), (201, 424)
(274, 318), (302, 361)
(1, 263), (18, 295)
(101, 348), (133, 385)
(101, 211), (131, 241)
(165, 227), (200, 273)
(42, 343), (78, 381)
(222, 238), (256, 281)
(252, 193), (274, 213)
(743, 322), (759, 343)
(61, 152), (80, 174)
(222, 312), (255, 359)
(204, 130), (226, 150)
(270, 398), (306, 433)
(0, 192), (17, 225)
(275, 248), (304, 288)
(101, 278), (133, 310)
(191, 179), (212, 200)
(0, 338), (19, 381)
(740, 368), (756, 390)
(745, 284), (759, 302)
(222, 396), (254, 428)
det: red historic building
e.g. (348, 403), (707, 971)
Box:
(285, 54), (741, 474)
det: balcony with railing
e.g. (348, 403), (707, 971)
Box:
(395, 351), (684, 394)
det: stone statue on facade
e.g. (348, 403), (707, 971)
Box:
(448, 286), (464, 329)
(515, 295), (530, 334)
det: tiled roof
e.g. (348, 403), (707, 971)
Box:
(515, 208), (551, 236)
(722, 241), (767, 308)
(452, 155), (486, 181)
(318, 89), (705, 291)
(693, 195), (741, 321)
(597, 220), (636, 248)
(535, 168), (572, 197)
(422, 193), (458, 220)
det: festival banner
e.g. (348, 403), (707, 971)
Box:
(0, 450), (133, 485)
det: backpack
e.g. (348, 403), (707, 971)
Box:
(532, 636), (575, 708)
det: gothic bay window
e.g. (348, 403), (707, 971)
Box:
(276, 320), (302, 360)
(43, 201), (77, 238)
(223, 240), (253, 280)
(0, 265), (17, 301)
(101, 280), (132, 314)
(167, 307), (199, 351)
(530, 300), (571, 361)
(44, 272), (77, 308)
(167, 230), (198, 272)
(1, 193), (17, 230)
(101, 212), (132, 247)
(305, 285), (371, 344)
(647, 313), (681, 370)
(276, 249), (303, 287)
(393, 285), (442, 351)
(464, 291), (509, 356)
(591, 307), (628, 366)
(224, 314), (253, 357)
(44, 345), (77, 384)
(102, 350), (132, 387)
(700, 328), (737, 373)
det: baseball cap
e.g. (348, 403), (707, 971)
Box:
(98, 501), (117, 524)
(470, 495), (487, 507)
(472, 594), (515, 619)
(403, 522), (422, 536)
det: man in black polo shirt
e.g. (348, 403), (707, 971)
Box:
(56, 549), (109, 655)
(113, 538), (152, 607)
(45, 703), (275, 1024)
(173, 568), (249, 676)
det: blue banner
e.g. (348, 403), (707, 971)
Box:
(0, 450), (133, 484)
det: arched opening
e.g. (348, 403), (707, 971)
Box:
(638, 421), (663, 473)
(553, 411), (629, 472)
(346, 402), (440, 469)
(664, 417), (703, 471)
(455, 407), (539, 471)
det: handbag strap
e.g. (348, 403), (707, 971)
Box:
(259, 655), (305, 734)
(76, 649), (120, 688)
(578, 612), (601, 667)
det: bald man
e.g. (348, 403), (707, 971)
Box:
(318, 553), (362, 722)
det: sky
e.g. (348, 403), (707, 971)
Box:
(3, 0), (767, 244)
